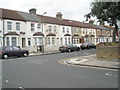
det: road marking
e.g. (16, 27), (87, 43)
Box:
(70, 58), (88, 63)
(78, 59), (88, 62)
(58, 59), (118, 71)
(5, 80), (8, 83)
(106, 72), (112, 76)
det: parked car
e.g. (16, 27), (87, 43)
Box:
(73, 43), (82, 50)
(59, 44), (79, 53)
(81, 43), (96, 50)
(0, 46), (29, 59)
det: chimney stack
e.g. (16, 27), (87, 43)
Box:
(29, 8), (36, 14)
(89, 20), (94, 24)
(56, 12), (63, 19)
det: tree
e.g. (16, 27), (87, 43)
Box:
(85, 1), (120, 42)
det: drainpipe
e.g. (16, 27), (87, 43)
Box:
(3, 19), (5, 46)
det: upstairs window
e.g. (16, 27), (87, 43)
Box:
(54, 26), (57, 33)
(7, 21), (12, 30)
(63, 27), (65, 33)
(16, 22), (20, 30)
(37, 24), (41, 30)
(31, 23), (35, 31)
(49, 25), (52, 33)
(67, 28), (69, 33)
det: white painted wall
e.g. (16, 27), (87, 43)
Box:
(59, 25), (72, 45)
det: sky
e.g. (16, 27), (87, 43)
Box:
(0, 0), (93, 22)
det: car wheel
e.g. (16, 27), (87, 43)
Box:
(81, 48), (84, 50)
(68, 49), (71, 52)
(77, 48), (79, 51)
(3, 54), (8, 59)
(23, 53), (28, 57)
(87, 46), (89, 49)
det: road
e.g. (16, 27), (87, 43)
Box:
(1, 49), (119, 89)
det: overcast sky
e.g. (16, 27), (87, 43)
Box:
(0, 0), (93, 22)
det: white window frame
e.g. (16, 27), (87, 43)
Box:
(63, 27), (65, 33)
(16, 22), (20, 30)
(31, 23), (35, 31)
(7, 21), (12, 30)
(6, 37), (10, 46)
(49, 25), (52, 33)
(12, 37), (17, 46)
(52, 37), (55, 45)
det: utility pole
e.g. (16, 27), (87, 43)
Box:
(41, 12), (47, 53)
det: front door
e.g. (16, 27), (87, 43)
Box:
(22, 38), (26, 47)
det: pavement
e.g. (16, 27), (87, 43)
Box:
(29, 51), (120, 70)
(29, 50), (60, 56)
(59, 54), (120, 70)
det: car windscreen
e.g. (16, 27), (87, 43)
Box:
(83, 43), (87, 45)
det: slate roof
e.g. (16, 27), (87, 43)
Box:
(96, 25), (112, 31)
(0, 8), (114, 31)
(37, 15), (72, 26)
(0, 8), (25, 21)
(18, 11), (41, 22)
(64, 19), (100, 29)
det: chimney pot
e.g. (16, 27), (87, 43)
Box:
(56, 12), (63, 19)
(29, 8), (36, 14)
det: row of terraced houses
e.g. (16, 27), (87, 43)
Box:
(0, 8), (117, 52)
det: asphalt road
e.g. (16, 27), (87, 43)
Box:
(1, 49), (119, 89)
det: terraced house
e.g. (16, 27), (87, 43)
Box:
(0, 8), (114, 52)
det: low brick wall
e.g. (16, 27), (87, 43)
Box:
(96, 46), (120, 59)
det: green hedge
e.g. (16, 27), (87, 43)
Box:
(97, 42), (120, 47)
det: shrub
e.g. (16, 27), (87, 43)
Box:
(97, 42), (120, 47)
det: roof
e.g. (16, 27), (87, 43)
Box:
(38, 15), (72, 26)
(0, 8), (114, 31)
(5, 32), (19, 36)
(64, 19), (99, 29)
(46, 33), (56, 36)
(104, 25), (115, 30)
(18, 11), (41, 22)
(73, 34), (79, 36)
(33, 32), (44, 36)
(90, 35), (95, 37)
(96, 25), (112, 31)
(0, 8), (25, 21)
(64, 34), (71, 36)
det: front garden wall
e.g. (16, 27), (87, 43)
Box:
(96, 46), (120, 59)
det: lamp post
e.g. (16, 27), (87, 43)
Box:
(41, 12), (47, 53)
